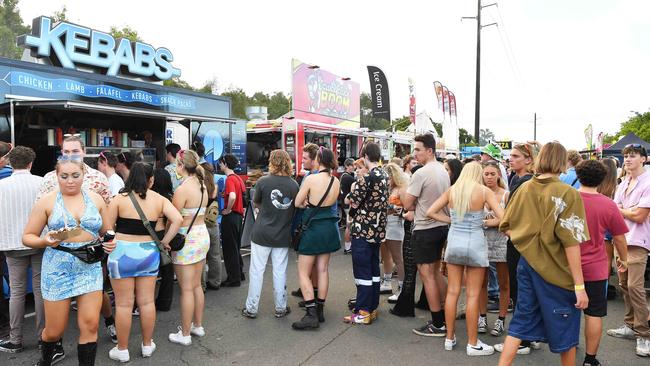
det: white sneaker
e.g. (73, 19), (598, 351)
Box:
(380, 278), (392, 294)
(108, 347), (130, 363)
(529, 341), (542, 350)
(190, 323), (205, 337)
(168, 327), (192, 346)
(607, 324), (636, 340)
(387, 288), (402, 303)
(494, 343), (531, 355)
(478, 316), (488, 334)
(466, 339), (495, 356)
(444, 337), (457, 351)
(141, 341), (156, 358)
(636, 338), (650, 357)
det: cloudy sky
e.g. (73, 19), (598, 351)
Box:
(16, 0), (650, 149)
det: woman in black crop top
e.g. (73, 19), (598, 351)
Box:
(104, 163), (182, 362)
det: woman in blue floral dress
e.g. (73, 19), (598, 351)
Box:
(23, 156), (115, 366)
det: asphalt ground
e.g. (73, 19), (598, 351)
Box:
(1, 247), (649, 366)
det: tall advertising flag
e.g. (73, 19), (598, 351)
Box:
(408, 78), (416, 125)
(366, 66), (391, 122)
(433, 81), (444, 112)
(584, 124), (593, 150)
(449, 91), (457, 122)
(442, 86), (450, 121)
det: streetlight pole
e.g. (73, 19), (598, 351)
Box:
(464, 0), (497, 145)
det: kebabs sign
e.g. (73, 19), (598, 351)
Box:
(17, 16), (181, 81)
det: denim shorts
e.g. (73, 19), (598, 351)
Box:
(508, 257), (581, 353)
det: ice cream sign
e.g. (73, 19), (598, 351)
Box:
(17, 16), (181, 81)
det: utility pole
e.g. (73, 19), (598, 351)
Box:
(463, 0), (497, 144)
(533, 112), (537, 141)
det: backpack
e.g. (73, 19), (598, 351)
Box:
(204, 201), (219, 227)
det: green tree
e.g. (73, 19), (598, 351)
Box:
(0, 0), (30, 59)
(479, 128), (496, 146)
(267, 92), (290, 119)
(221, 87), (250, 119)
(432, 122), (443, 138)
(459, 128), (477, 146)
(393, 116), (411, 132)
(360, 92), (390, 130)
(609, 111), (650, 143)
(163, 77), (195, 90)
(52, 5), (68, 22)
(109, 25), (141, 42)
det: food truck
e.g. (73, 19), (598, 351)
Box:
(246, 59), (364, 179)
(1, 16), (246, 297)
(0, 16), (245, 176)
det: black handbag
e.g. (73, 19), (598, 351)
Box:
(53, 238), (107, 264)
(291, 177), (335, 250)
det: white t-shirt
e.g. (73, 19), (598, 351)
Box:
(107, 173), (125, 197)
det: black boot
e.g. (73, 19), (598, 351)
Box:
(77, 342), (97, 366)
(316, 299), (325, 323)
(35, 340), (58, 366)
(292, 302), (319, 330)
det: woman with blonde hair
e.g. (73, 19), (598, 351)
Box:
(168, 149), (210, 346)
(383, 163), (408, 303)
(242, 150), (299, 319)
(426, 162), (504, 356)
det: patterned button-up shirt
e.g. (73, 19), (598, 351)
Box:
(165, 163), (184, 192)
(37, 163), (111, 204)
(0, 170), (44, 251)
(349, 167), (389, 244)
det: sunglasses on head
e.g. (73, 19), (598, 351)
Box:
(482, 160), (500, 167)
(625, 143), (643, 149)
(63, 133), (81, 138)
(58, 154), (83, 162)
(514, 143), (533, 157)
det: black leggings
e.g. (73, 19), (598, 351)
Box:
(391, 220), (416, 316)
(506, 239), (520, 305)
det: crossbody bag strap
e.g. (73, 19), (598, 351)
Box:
(186, 188), (204, 234)
(302, 176), (335, 227)
(128, 192), (163, 247)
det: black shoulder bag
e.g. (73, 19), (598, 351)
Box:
(291, 177), (335, 250)
(128, 192), (172, 266)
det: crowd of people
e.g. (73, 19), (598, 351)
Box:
(0, 134), (648, 366)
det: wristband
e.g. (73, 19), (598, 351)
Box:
(574, 284), (585, 291)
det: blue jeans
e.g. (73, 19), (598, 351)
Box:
(351, 238), (380, 312)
